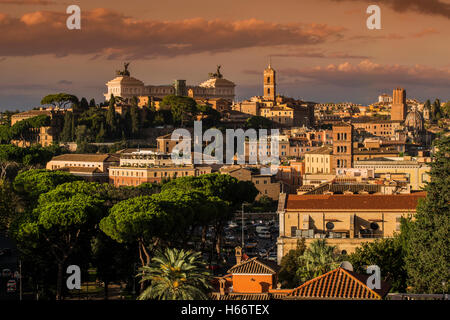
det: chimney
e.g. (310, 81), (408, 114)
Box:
(219, 278), (226, 296)
(235, 246), (242, 265)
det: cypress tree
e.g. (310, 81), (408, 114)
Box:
(106, 96), (117, 138)
(61, 111), (73, 142)
(130, 105), (140, 137)
(80, 97), (89, 112)
(96, 123), (106, 142)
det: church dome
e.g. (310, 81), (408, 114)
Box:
(404, 109), (424, 131)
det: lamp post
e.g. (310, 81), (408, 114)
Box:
(19, 259), (22, 301)
(241, 203), (244, 248)
(241, 203), (249, 248)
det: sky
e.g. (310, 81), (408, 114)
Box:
(0, 0), (449, 111)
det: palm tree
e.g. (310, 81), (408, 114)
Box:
(297, 239), (341, 283)
(137, 248), (212, 300)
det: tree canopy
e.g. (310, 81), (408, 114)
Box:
(13, 169), (80, 205)
(404, 136), (450, 293)
(40, 93), (79, 109)
(161, 173), (258, 210)
(16, 181), (106, 299)
(160, 95), (197, 126)
(349, 237), (407, 292)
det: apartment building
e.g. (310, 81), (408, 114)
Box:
(304, 146), (333, 174)
(276, 192), (426, 261)
(109, 164), (212, 186)
(354, 157), (431, 190)
(10, 108), (65, 147)
(46, 153), (119, 182)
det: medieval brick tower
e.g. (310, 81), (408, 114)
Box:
(332, 122), (353, 171)
(263, 63), (276, 101)
(391, 88), (407, 121)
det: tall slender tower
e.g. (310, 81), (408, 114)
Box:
(263, 62), (276, 101)
(332, 122), (353, 171)
(391, 88), (407, 121)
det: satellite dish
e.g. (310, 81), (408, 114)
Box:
(339, 261), (353, 271)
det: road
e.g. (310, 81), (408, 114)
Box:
(0, 231), (19, 300)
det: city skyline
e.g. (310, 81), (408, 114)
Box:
(0, 0), (450, 110)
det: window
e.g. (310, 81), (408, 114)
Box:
(291, 226), (297, 237)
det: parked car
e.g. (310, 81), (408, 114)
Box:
(6, 280), (16, 293)
(256, 226), (270, 234)
(267, 253), (277, 262)
(258, 248), (268, 257)
(258, 231), (271, 239)
(225, 234), (235, 241)
(2, 268), (11, 278)
(227, 221), (238, 228)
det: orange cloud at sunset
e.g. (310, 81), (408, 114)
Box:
(0, 9), (345, 58)
(0, 0), (448, 109)
(0, 0), (56, 4)
(329, 0), (450, 19)
(412, 28), (440, 38)
(279, 60), (450, 88)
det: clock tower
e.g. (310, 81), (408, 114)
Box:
(263, 63), (276, 101)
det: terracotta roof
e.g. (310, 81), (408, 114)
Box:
(59, 167), (103, 174)
(227, 257), (278, 274)
(288, 267), (390, 300)
(12, 110), (53, 117)
(333, 122), (352, 127)
(211, 293), (272, 300)
(286, 193), (426, 211)
(304, 146), (332, 155)
(210, 290), (292, 300)
(50, 154), (119, 163)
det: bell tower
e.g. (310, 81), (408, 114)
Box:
(263, 61), (276, 101)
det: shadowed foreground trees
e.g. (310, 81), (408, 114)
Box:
(405, 136), (450, 293)
(16, 181), (105, 300)
(278, 238), (307, 288)
(100, 189), (230, 267)
(349, 237), (407, 292)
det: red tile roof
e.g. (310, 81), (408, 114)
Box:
(227, 257), (278, 274)
(287, 267), (390, 300)
(286, 193), (426, 211)
(50, 154), (119, 163)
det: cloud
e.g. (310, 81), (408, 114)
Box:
(411, 28), (440, 38)
(349, 33), (405, 41)
(330, 0), (450, 19)
(0, 9), (345, 59)
(57, 80), (72, 85)
(270, 51), (371, 59)
(279, 60), (450, 88)
(0, 0), (56, 5)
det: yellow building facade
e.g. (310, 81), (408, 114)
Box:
(354, 158), (431, 190)
(276, 193), (426, 263)
(304, 146), (333, 174)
